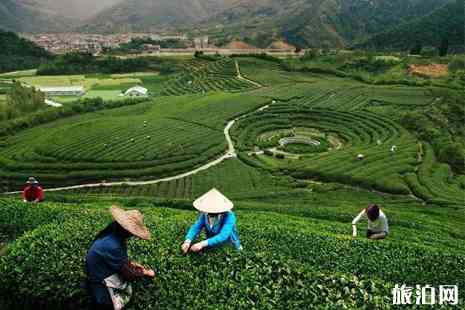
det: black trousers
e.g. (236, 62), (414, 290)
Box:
(366, 230), (387, 238)
(91, 301), (114, 310)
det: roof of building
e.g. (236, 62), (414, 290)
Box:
(38, 86), (85, 92)
(124, 86), (148, 95)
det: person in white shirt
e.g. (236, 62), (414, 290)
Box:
(352, 204), (389, 240)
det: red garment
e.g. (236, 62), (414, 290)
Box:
(22, 185), (44, 202)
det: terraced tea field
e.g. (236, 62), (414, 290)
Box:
(0, 92), (269, 190)
(0, 56), (464, 309)
(161, 58), (258, 96)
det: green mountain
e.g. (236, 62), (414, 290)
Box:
(199, 0), (454, 48)
(0, 0), (456, 49)
(0, 30), (52, 73)
(79, 0), (452, 48)
(79, 0), (233, 33)
(355, 0), (464, 52)
(0, 0), (73, 32)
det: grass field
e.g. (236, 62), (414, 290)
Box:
(0, 55), (464, 309)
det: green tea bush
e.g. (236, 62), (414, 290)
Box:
(0, 199), (80, 242)
(1, 205), (464, 309)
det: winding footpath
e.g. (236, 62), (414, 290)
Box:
(235, 61), (263, 88)
(4, 104), (270, 194)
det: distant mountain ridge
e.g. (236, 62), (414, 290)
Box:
(79, 0), (453, 48)
(0, 0), (122, 32)
(0, 0), (71, 32)
(355, 0), (464, 52)
(0, 0), (458, 50)
(199, 0), (454, 47)
(78, 0), (233, 33)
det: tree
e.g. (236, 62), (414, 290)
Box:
(410, 43), (422, 55)
(4, 82), (46, 119)
(439, 38), (449, 56)
(438, 143), (465, 173)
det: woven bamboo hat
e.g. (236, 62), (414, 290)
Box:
(193, 188), (234, 213)
(110, 205), (151, 240)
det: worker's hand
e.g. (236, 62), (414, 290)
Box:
(181, 241), (191, 254)
(130, 261), (144, 269)
(191, 241), (206, 253)
(144, 268), (155, 278)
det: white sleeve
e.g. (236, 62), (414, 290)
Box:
(380, 214), (389, 233)
(352, 210), (365, 225)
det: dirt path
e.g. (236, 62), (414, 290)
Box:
(4, 104), (270, 194)
(235, 61), (263, 88)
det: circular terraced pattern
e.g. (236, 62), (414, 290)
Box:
(278, 136), (321, 147)
(233, 103), (419, 194)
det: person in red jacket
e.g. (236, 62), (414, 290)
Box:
(22, 177), (44, 203)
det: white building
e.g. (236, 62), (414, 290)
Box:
(44, 99), (63, 107)
(38, 86), (85, 97)
(124, 86), (148, 97)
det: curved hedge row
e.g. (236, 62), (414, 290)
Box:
(0, 92), (270, 191)
(232, 104), (417, 195)
(161, 58), (257, 96)
(404, 143), (464, 206)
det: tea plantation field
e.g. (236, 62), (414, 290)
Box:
(1, 197), (464, 309)
(0, 56), (464, 308)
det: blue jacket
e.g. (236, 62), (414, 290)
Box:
(85, 233), (128, 305)
(185, 211), (241, 250)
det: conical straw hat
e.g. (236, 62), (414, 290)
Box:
(193, 188), (233, 213)
(110, 206), (151, 240)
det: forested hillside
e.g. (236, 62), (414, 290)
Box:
(0, 0), (457, 49)
(0, 0), (72, 33)
(356, 0), (464, 52)
(79, 0), (231, 33)
(78, 0), (452, 48)
(0, 31), (52, 73)
(195, 0), (453, 48)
